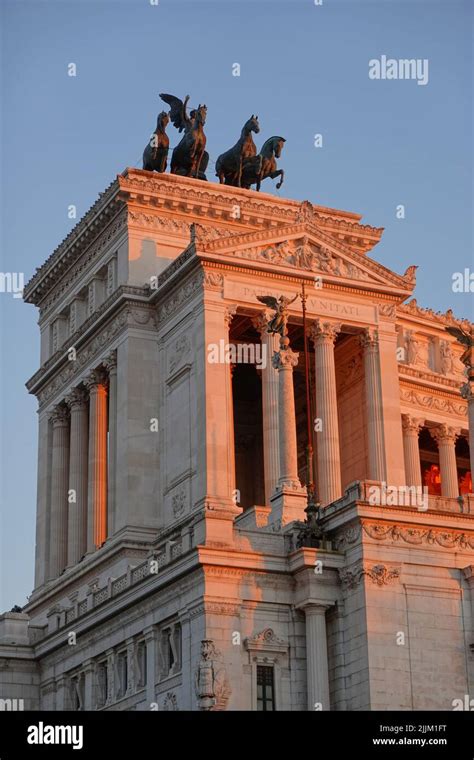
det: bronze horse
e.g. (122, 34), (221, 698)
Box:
(142, 111), (170, 172)
(160, 93), (209, 180)
(241, 136), (286, 191)
(215, 115), (260, 187)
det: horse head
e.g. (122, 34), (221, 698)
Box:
(157, 111), (170, 130)
(261, 136), (286, 158)
(191, 104), (207, 126)
(245, 114), (260, 135)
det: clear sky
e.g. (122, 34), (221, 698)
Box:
(0, 0), (472, 610)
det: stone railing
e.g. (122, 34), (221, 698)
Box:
(43, 535), (187, 638)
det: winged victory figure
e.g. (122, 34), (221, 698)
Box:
(256, 294), (298, 337)
(159, 93), (209, 180)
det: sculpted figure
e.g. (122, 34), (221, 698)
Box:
(216, 115), (260, 187)
(241, 135), (286, 191)
(142, 110), (170, 172)
(256, 294), (298, 337)
(160, 93), (209, 180)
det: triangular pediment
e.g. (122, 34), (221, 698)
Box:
(193, 221), (415, 295)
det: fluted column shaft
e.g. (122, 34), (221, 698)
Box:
(86, 370), (108, 552)
(432, 424), (460, 497)
(105, 352), (117, 538)
(272, 341), (300, 488)
(401, 414), (424, 488)
(360, 328), (386, 482)
(310, 321), (342, 505)
(49, 405), (70, 578)
(253, 313), (280, 502)
(66, 389), (89, 566)
(304, 604), (330, 711)
(461, 380), (474, 489)
(224, 307), (237, 494)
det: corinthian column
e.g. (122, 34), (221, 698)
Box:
(401, 414), (424, 487)
(309, 320), (342, 506)
(272, 338), (300, 489)
(104, 352), (117, 538)
(65, 388), (89, 566)
(85, 369), (108, 552)
(461, 379), (474, 490)
(49, 404), (70, 578)
(431, 424), (461, 497)
(252, 312), (280, 503)
(360, 328), (386, 482)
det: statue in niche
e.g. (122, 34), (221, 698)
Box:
(194, 640), (231, 711)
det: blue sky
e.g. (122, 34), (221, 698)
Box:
(1, 0), (472, 609)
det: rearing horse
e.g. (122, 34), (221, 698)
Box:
(215, 115), (260, 187)
(241, 135), (286, 191)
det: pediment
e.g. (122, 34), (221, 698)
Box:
(193, 222), (415, 295)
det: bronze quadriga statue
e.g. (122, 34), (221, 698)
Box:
(215, 115), (260, 187)
(142, 111), (170, 173)
(241, 136), (286, 191)
(160, 93), (209, 180)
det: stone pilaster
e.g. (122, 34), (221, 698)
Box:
(309, 320), (342, 506)
(144, 627), (157, 706)
(401, 414), (424, 488)
(85, 369), (108, 552)
(303, 604), (330, 710)
(431, 424), (461, 498)
(104, 351), (117, 537)
(360, 328), (386, 482)
(49, 404), (70, 579)
(252, 311), (280, 503)
(65, 388), (88, 567)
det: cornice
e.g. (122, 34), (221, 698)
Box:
(27, 289), (154, 404)
(398, 364), (466, 392)
(398, 298), (472, 332)
(24, 179), (122, 305)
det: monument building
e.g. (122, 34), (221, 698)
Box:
(1, 167), (473, 711)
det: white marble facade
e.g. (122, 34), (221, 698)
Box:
(0, 171), (473, 712)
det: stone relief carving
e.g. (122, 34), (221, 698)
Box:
(339, 562), (400, 589)
(162, 692), (178, 711)
(171, 487), (187, 518)
(169, 334), (191, 374)
(194, 640), (231, 711)
(233, 238), (372, 281)
(362, 522), (474, 550)
(399, 387), (466, 417)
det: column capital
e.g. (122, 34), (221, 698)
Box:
(65, 387), (88, 411)
(431, 423), (461, 445)
(84, 368), (107, 392)
(252, 310), (272, 337)
(49, 404), (69, 426)
(309, 319), (341, 346)
(272, 347), (299, 370)
(224, 304), (238, 328)
(359, 327), (379, 350)
(401, 414), (425, 435)
(103, 350), (117, 374)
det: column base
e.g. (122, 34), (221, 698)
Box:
(269, 484), (307, 528)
